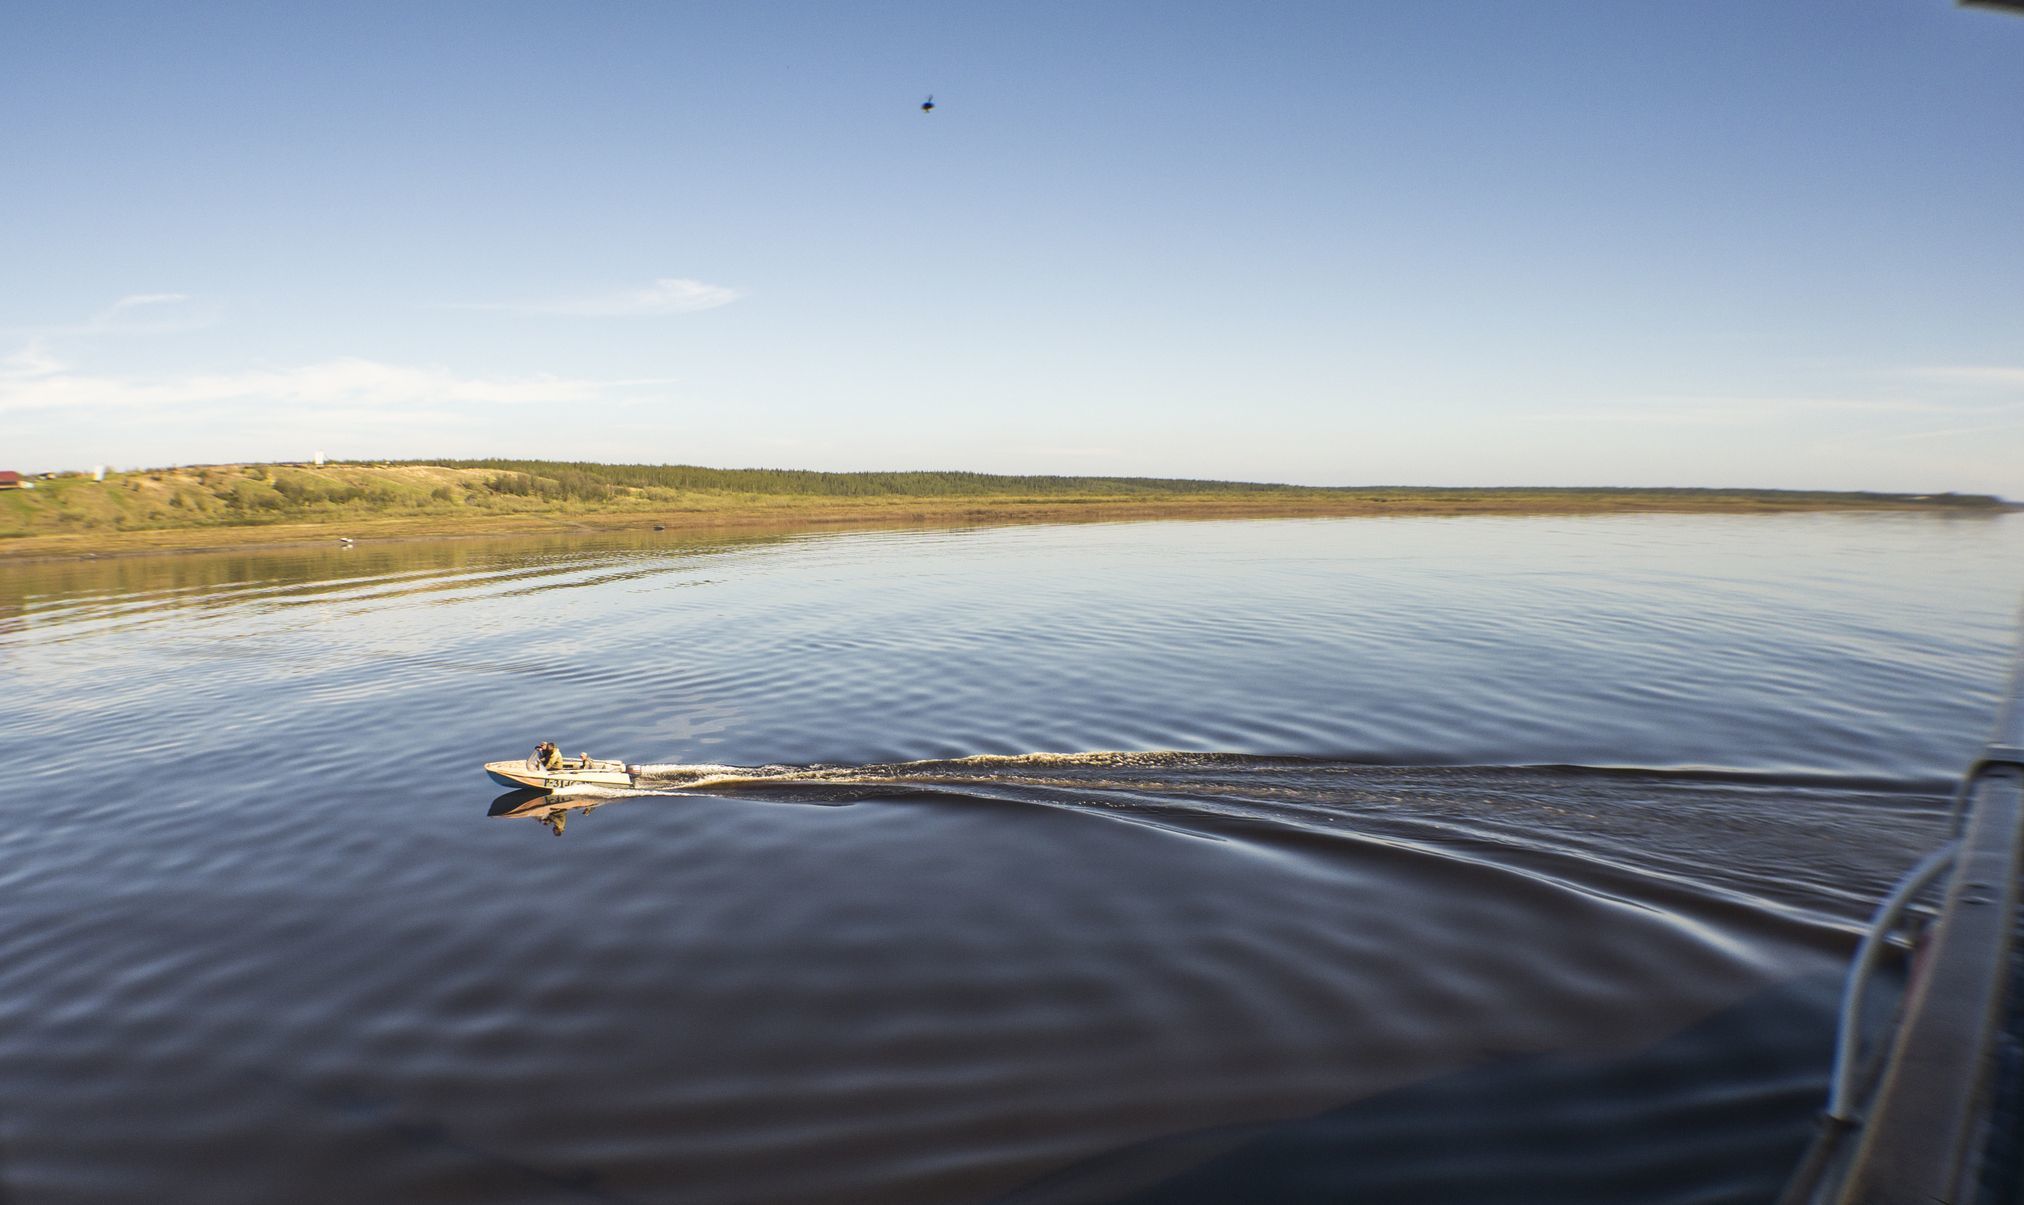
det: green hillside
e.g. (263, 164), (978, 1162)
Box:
(0, 459), (2007, 552)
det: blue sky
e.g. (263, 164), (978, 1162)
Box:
(5, 1), (2022, 494)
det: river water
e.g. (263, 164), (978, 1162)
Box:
(2, 512), (2020, 1204)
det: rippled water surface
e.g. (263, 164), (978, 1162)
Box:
(3, 513), (2021, 1203)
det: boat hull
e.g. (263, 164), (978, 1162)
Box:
(483, 759), (634, 793)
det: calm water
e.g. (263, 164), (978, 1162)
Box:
(3, 512), (2021, 1204)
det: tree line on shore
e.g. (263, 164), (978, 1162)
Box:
(3, 458), (2007, 543)
(410, 460), (1300, 499)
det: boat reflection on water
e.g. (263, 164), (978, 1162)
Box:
(486, 787), (610, 836)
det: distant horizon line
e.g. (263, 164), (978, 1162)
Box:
(5, 458), (2011, 506)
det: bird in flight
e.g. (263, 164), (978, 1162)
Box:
(920, 95), (935, 113)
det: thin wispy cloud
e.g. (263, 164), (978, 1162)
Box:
(1523, 392), (2024, 481)
(453, 277), (746, 317)
(1811, 413), (2024, 450)
(0, 357), (629, 415)
(1026, 445), (1118, 459)
(105, 293), (191, 314)
(2, 340), (64, 379)
(17, 292), (211, 339)
(2, 294), (665, 415)
(2, 294), (217, 377)
(53, 292), (201, 336)
(1522, 395), (1963, 427)
(1905, 365), (2024, 389)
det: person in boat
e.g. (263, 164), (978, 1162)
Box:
(535, 741), (563, 771)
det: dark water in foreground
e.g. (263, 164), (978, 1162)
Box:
(2, 513), (2021, 1204)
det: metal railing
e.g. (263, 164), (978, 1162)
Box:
(1781, 635), (2024, 1204)
(1823, 839), (1958, 1123)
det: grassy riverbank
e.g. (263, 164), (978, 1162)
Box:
(0, 460), (2008, 559)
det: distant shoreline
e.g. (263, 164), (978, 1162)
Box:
(1, 460), (2010, 562)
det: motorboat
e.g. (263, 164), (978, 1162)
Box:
(484, 752), (637, 792)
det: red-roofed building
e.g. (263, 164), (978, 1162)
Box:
(0, 472), (22, 489)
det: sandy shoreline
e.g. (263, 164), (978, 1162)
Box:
(2, 492), (2009, 564)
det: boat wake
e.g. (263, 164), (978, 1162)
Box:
(466, 748), (1955, 1202)
(498, 750), (1952, 937)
